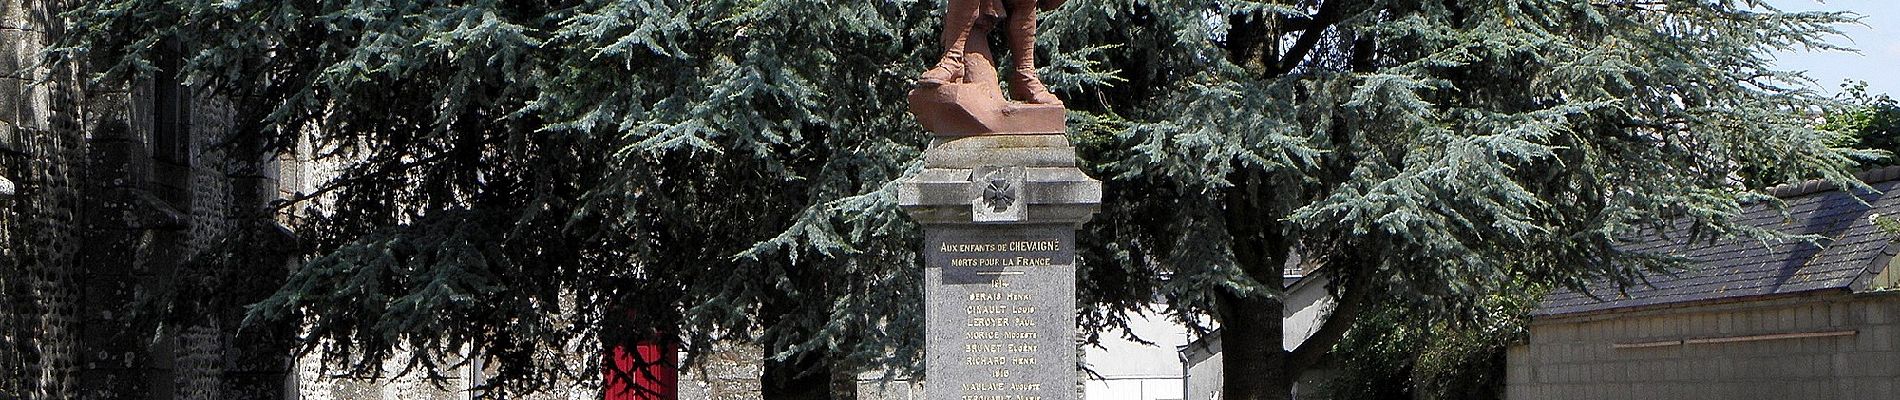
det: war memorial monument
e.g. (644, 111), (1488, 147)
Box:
(898, 0), (1100, 399)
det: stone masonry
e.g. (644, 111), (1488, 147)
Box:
(4, 0), (87, 397)
(1, 0), (297, 398)
(1508, 292), (1900, 400)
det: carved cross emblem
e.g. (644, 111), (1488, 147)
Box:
(970, 166), (1026, 222)
(983, 175), (1015, 212)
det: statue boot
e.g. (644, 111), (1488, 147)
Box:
(918, 56), (965, 87)
(920, 0), (991, 87)
(1008, 67), (1060, 105)
(1003, 0), (1059, 104)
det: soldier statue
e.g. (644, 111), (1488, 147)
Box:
(917, 0), (1067, 105)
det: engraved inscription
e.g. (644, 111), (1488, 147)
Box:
(926, 225), (1075, 400)
(942, 239), (1062, 268)
(939, 240), (1062, 253)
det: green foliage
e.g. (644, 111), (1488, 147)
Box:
(53, 0), (1874, 397)
(1078, 0), (1864, 320)
(1823, 81), (1900, 161)
(1872, 214), (1900, 235)
(1746, 80), (1896, 189)
(59, 0), (939, 395)
(1320, 283), (1541, 400)
(1060, 1), (1868, 397)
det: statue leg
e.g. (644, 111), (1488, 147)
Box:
(919, 0), (983, 86)
(961, 14), (1001, 89)
(1004, 0), (1060, 104)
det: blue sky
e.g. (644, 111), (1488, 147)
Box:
(1766, 0), (1899, 98)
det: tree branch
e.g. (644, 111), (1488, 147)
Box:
(1349, 32), (1376, 73)
(269, 151), (453, 211)
(1269, 0), (1345, 77)
(1285, 274), (1365, 373)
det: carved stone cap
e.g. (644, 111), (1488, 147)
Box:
(899, 134), (1102, 225)
(923, 134), (1078, 168)
(901, 167), (1101, 207)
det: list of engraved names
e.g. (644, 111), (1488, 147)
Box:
(927, 230), (1072, 400)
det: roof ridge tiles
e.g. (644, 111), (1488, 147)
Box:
(1538, 172), (1900, 316)
(1764, 165), (1900, 199)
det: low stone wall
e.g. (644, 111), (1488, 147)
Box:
(1508, 292), (1900, 400)
(677, 343), (763, 399)
(291, 342), (770, 399)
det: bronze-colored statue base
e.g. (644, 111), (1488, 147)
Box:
(908, 82), (1065, 137)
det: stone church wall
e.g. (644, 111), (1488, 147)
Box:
(3, 0), (88, 397)
(4, 2), (784, 398)
(2, 0), (296, 398)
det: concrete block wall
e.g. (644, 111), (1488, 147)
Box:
(1508, 293), (1900, 400)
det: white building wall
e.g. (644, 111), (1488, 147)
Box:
(1086, 378), (1185, 400)
(1084, 308), (1192, 400)
(1282, 275), (1335, 352)
(1182, 343), (1221, 400)
(1183, 274), (1338, 400)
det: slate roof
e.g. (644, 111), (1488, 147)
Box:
(1536, 167), (1900, 316)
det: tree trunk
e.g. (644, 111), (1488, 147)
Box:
(1218, 291), (1292, 400)
(830, 362), (858, 400)
(760, 350), (831, 400)
(1219, 169), (1296, 400)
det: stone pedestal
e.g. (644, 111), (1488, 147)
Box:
(899, 134), (1101, 400)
